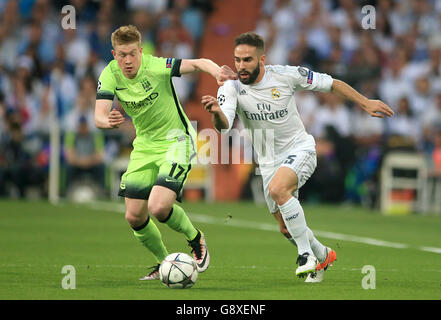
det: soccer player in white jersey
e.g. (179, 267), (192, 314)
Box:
(201, 32), (394, 282)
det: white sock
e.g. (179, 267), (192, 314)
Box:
(278, 197), (313, 256)
(306, 227), (327, 263)
(288, 228), (327, 262)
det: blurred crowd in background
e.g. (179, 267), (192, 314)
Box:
(253, 0), (441, 206)
(0, 0), (440, 207)
(0, 0), (211, 198)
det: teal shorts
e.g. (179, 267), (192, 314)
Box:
(118, 134), (196, 201)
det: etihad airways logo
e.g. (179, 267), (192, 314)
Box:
(243, 103), (288, 121)
(121, 92), (159, 114)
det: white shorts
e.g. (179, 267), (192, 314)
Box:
(260, 149), (317, 214)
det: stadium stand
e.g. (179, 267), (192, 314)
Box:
(0, 0), (440, 213)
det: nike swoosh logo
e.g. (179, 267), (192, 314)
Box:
(115, 87), (127, 91)
(197, 249), (209, 268)
(165, 178), (175, 182)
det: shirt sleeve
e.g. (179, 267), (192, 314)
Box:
(171, 59), (182, 77)
(282, 65), (333, 93)
(216, 81), (238, 133)
(96, 65), (116, 100)
(149, 56), (181, 79)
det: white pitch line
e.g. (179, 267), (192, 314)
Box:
(81, 201), (441, 255)
(419, 247), (441, 254)
(310, 230), (409, 249)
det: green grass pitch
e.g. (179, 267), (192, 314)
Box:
(1, 199), (440, 300)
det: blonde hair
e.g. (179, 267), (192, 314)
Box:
(111, 25), (142, 49)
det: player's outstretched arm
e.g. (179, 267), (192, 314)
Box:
(95, 99), (125, 129)
(180, 59), (237, 86)
(331, 79), (394, 118)
(201, 95), (229, 131)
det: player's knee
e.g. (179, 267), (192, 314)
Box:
(147, 201), (172, 221)
(268, 182), (294, 205)
(125, 210), (144, 228)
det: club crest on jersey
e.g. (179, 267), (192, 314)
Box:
(166, 58), (173, 68)
(271, 88), (280, 99)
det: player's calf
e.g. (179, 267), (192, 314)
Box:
(272, 211), (292, 239)
(279, 225), (292, 239)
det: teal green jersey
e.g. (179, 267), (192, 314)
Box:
(96, 54), (195, 142)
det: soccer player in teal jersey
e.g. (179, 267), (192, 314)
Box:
(95, 25), (237, 280)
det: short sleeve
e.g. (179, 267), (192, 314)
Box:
(278, 65), (333, 92)
(216, 81), (238, 133)
(148, 56), (181, 78)
(96, 65), (116, 100)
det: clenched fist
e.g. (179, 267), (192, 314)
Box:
(108, 109), (125, 128)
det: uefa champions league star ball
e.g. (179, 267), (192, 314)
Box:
(159, 253), (198, 289)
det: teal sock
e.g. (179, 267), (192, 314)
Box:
(161, 204), (198, 241)
(133, 217), (168, 263)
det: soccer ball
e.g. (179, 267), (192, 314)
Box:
(159, 252), (198, 289)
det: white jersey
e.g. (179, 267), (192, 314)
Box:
(217, 65), (334, 166)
